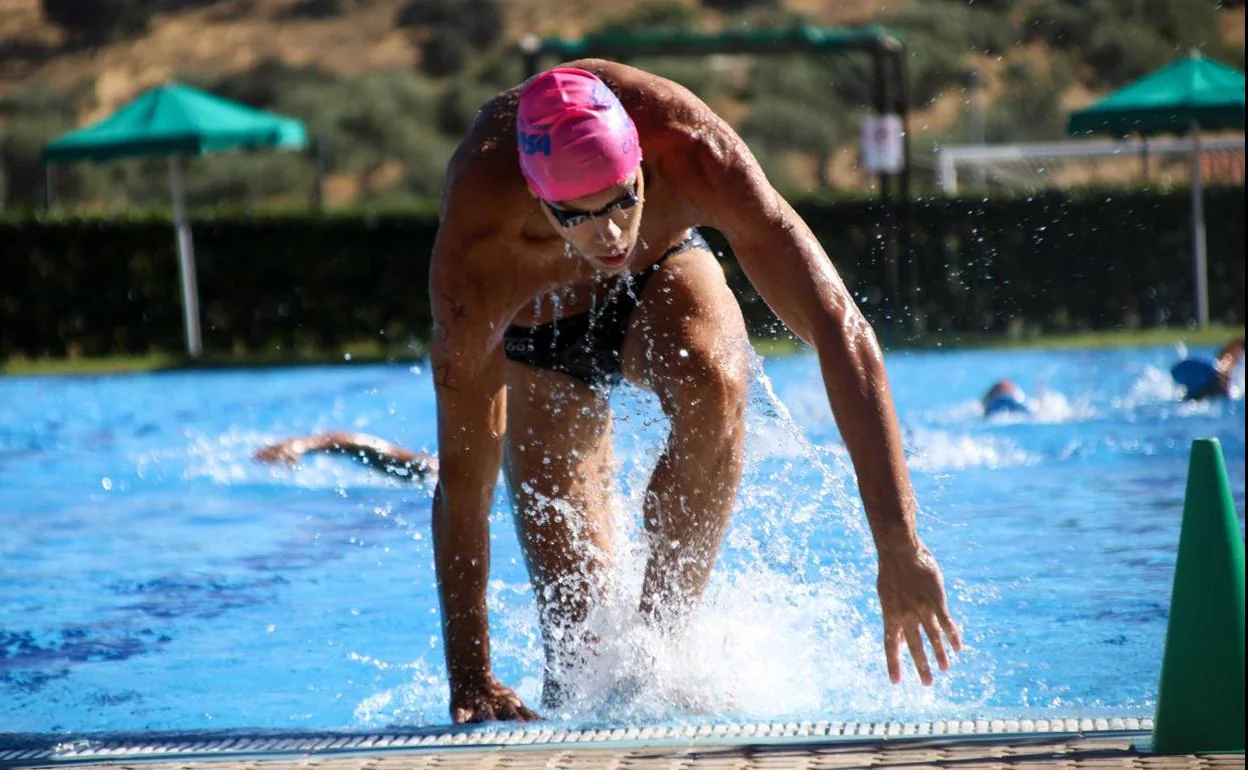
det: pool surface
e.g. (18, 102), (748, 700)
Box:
(1, 344), (1243, 735)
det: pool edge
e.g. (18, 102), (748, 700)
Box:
(0, 717), (1158, 767)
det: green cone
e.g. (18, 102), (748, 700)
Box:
(1152, 438), (1245, 755)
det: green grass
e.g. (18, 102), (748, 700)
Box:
(755, 324), (1244, 356)
(881, 325), (1246, 352)
(1, 342), (423, 376)
(4, 326), (1243, 376)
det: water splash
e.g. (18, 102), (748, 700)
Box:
(451, 350), (968, 725)
(906, 429), (1035, 472)
(1027, 389), (1094, 422)
(1117, 365), (1186, 409)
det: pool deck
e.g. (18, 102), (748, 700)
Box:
(7, 722), (1244, 770)
(19, 735), (1246, 770)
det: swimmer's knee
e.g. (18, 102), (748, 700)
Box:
(665, 347), (749, 433)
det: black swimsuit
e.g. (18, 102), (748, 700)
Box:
(503, 230), (710, 389)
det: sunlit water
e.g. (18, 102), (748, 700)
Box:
(1, 344), (1243, 735)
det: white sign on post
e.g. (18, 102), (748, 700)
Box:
(861, 114), (905, 173)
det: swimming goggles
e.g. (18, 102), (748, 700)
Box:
(544, 182), (638, 229)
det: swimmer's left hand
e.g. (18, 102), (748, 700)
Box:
(253, 440), (303, 466)
(876, 541), (962, 686)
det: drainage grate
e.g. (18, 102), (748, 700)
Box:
(0, 717), (1153, 767)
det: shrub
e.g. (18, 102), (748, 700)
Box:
(700, 0), (778, 11)
(936, 0), (1018, 9)
(436, 79), (499, 135)
(821, 53), (875, 109)
(394, 0), (455, 28)
(398, 0), (504, 76)
(473, 52), (525, 92)
(0, 86), (96, 210)
(982, 62), (1070, 142)
(964, 9), (1019, 55)
(206, 59), (335, 109)
(1021, 0), (1094, 50)
(420, 29), (471, 77)
(277, 0), (352, 19)
(41, 0), (152, 45)
(1023, 0), (1233, 88)
(631, 57), (730, 104)
(457, 0), (505, 49)
(1083, 23), (1182, 88)
(832, 3), (998, 108)
(592, 0), (701, 34)
(741, 97), (842, 154)
(740, 58), (853, 190)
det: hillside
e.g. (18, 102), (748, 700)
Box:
(0, 0), (1243, 208)
(1, 0), (913, 114)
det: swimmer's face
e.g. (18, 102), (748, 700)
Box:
(540, 172), (645, 273)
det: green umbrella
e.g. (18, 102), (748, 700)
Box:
(44, 83), (309, 357)
(1068, 53), (1245, 328)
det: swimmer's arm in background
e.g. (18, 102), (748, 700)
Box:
(253, 432), (438, 481)
(1216, 336), (1245, 375)
(1202, 336), (1246, 399)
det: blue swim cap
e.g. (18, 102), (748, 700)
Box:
(1171, 358), (1218, 397)
(984, 395), (1031, 417)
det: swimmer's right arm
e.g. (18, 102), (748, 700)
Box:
(1216, 337), (1244, 373)
(428, 221), (539, 724)
(254, 432), (437, 480)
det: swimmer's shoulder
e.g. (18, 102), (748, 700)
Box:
(566, 60), (733, 154)
(439, 87), (533, 246)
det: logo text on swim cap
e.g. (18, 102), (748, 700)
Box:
(591, 81), (613, 108)
(621, 125), (636, 154)
(519, 131), (552, 156)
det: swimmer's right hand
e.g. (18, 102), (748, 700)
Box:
(451, 675), (541, 723)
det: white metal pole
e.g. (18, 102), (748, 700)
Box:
(937, 148), (958, 195)
(969, 67), (986, 189)
(1190, 122), (1209, 329)
(169, 155), (203, 358)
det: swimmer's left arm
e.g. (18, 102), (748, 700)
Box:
(682, 122), (962, 685)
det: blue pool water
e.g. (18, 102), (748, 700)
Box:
(1, 344), (1243, 736)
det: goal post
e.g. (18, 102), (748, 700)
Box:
(936, 136), (1246, 195)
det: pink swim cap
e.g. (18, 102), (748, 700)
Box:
(516, 67), (642, 203)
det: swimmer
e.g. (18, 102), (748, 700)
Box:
(254, 432), (437, 481)
(982, 379), (1031, 417)
(429, 61), (961, 723)
(1171, 336), (1244, 401)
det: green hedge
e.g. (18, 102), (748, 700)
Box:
(1, 187), (1242, 359)
(0, 208), (440, 358)
(723, 185), (1245, 337)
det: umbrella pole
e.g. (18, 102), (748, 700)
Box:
(44, 159), (55, 210)
(1189, 122), (1209, 329)
(169, 155), (203, 358)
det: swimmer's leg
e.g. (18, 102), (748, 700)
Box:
(621, 246), (751, 630)
(503, 363), (618, 708)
